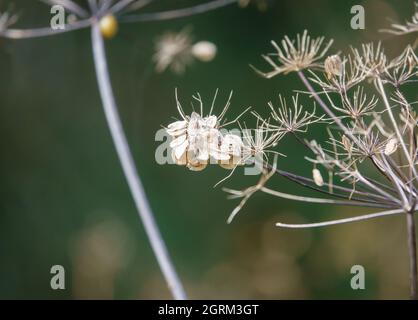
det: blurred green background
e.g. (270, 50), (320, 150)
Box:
(0, 0), (417, 299)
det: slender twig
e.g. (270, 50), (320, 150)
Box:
(1, 19), (92, 39)
(91, 21), (186, 300)
(121, 0), (237, 22)
(273, 166), (398, 205)
(406, 211), (418, 299)
(261, 187), (394, 209)
(38, 0), (90, 17)
(276, 208), (405, 229)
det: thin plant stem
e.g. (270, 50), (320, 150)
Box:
(121, 0), (237, 22)
(91, 21), (186, 300)
(261, 187), (394, 209)
(276, 208), (405, 229)
(1, 19), (92, 39)
(39, 0), (90, 17)
(406, 211), (418, 299)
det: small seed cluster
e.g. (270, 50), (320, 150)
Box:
(167, 113), (245, 171)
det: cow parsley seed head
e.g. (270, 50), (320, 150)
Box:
(240, 119), (284, 164)
(310, 54), (366, 93)
(353, 42), (390, 79)
(153, 29), (218, 74)
(166, 90), (250, 172)
(253, 30), (334, 78)
(266, 94), (323, 133)
(153, 28), (194, 74)
(337, 86), (378, 120)
(383, 46), (418, 87)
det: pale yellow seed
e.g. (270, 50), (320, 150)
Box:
(100, 15), (118, 39)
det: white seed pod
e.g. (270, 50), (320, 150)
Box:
(171, 149), (187, 166)
(166, 120), (187, 137)
(191, 41), (217, 62)
(170, 135), (188, 164)
(324, 54), (342, 79)
(312, 168), (324, 187)
(219, 134), (244, 170)
(384, 138), (398, 155)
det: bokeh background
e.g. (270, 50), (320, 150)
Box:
(0, 0), (417, 299)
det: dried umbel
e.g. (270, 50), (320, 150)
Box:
(165, 90), (252, 172)
(251, 30), (334, 78)
(251, 21), (417, 299)
(153, 28), (194, 74)
(164, 4), (418, 298)
(153, 29), (218, 74)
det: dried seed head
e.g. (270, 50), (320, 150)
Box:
(324, 54), (343, 79)
(267, 94), (322, 133)
(253, 30), (334, 78)
(310, 55), (366, 93)
(153, 28), (193, 74)
(166, 90), (239, 171)
(353, 42), (389, 79)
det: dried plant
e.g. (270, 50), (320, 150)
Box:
(153, 28), (217, 74)
(0, 0), (240, 300)
(164, 5), (418, 299)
